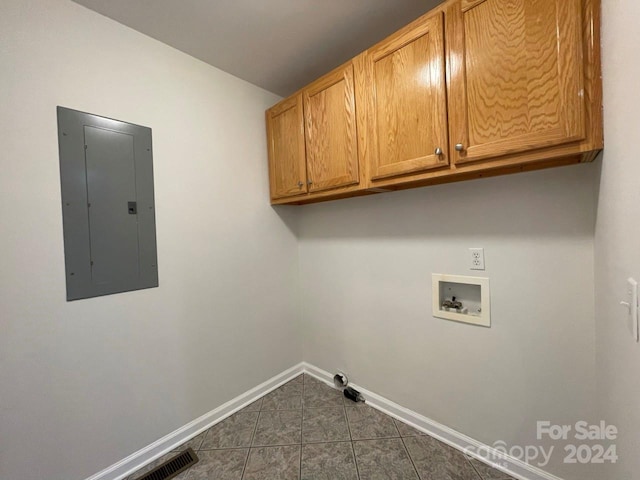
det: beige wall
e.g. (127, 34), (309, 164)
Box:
(0, 1), (300, 479)
(595, 0), (640, 478)
(298, 164), (599, 480)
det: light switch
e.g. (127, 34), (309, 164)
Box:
(621, 277), (638, 342)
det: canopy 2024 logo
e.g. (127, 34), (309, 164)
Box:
(465, 421), (618, 468)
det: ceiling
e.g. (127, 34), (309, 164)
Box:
(71, 0), (439, 96)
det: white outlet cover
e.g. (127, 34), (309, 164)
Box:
(469, 248), (485, 270)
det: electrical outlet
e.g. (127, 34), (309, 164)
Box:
(469, 248), (485, 270)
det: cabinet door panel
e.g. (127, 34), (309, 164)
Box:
(267, 95), (307, 199)
(368, 12), (449, 181)
(304, 64), (359, 193)
(448, 0), (586, 164)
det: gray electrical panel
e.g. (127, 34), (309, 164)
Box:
(57, 107), (158, 300)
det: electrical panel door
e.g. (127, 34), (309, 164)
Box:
(57, 107), (158, 300)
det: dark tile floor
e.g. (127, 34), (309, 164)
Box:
(127, 374), (515, 480)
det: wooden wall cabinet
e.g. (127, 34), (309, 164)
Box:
(366, 12), (450, 180)
(365, 12), (449, 180)
(266, 0), (602, 204)
(447, 0), (588, 164)
(267, 59), (369, 203)
(304, 63), (359, 193)
(266, 95), (307, 199)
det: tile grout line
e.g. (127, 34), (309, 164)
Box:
(344, 402), (362, 480)
(247, 441), (315, 448)
(238, 449), (250, 480)
(300, 374), (304, 480)
(346, 434), (404, 441)
(303, 439), (355, 445)
(197, 446), (254, 452)
(389, 418), (422, 480)
(240, 398), (263, 480)
(193, 432), (206, 452)
(467, 456), (486, 480)
(399, 435), (423, 480)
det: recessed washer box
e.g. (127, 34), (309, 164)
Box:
(432, 274), (490, 327)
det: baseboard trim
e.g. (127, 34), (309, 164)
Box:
(87, 361), (563, 480)
(301, 362), (563, 480)
(85, 363), (305, 480)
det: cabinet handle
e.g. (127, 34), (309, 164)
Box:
(308, 180), (313, 185)
(297, 181), (304, 188)
(455, 143), (465, 152)
(435, 147), (443, 156)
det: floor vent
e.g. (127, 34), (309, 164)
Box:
(136, 448), (198, 480)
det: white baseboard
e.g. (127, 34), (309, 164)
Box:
(301, 362), (563, 480)
(86, 361), (563, 480)
(85, 363), (305, 480)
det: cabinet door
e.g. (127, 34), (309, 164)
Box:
(266, 95), (307, 199)
(304, 64), (359, 193)
(447, 0), (586, 164)
(367, 12), (449, 181)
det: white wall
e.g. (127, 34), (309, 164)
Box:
(0, 1), (300, 479)
(299, 164), (599, 480)
(595, 0), (640, 478)
(2, 1), (629, 480)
